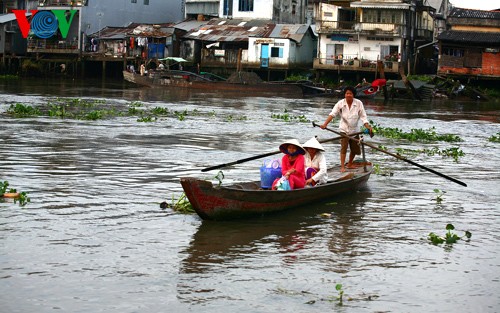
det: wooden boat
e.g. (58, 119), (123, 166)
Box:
(122, 70), (304, 96)
(180, 163), (372, 220)
(355, 78), (387, 98)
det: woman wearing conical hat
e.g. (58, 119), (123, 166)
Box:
(303, 137), (328, 187)
(275, 139), (306, 190)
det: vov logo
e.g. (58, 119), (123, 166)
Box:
(13, 9), (77, 39)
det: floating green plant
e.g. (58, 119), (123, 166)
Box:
(214, 171), (224, 187)
(174, 110), (188, 121)
(160, 193), (194, 214)
(14, 191), (30, 207)
(272, 109), (309, 123)
(137, 116), (156, 122)
(6, 103), (41, 117)
(335, 283), (344, 305)
(225, 114), (248, 122)
(488, 132), (500, 143)
(1, 181), (30, 207)
(394, 146), (464, 162)
(127, 106), (144, 116)
(151, 107), (169, 115)
(433, 188), (446, 204)
(371, 122), (462, 143)
(428, 223), (471, 245)
(0, 74), (19, 80)
(371, 163), (393, 176)
(0, 180), (8, 195)
(129, 101), (144, 107)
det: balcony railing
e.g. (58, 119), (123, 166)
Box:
(313, 57), (399, 73)
(317, 20), (404, 35)
(27, 39), (79, 53)
(38, 0), (87, 6)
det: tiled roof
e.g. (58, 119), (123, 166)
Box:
(437, 30), (500, 44)
(449, 8), (500, 19)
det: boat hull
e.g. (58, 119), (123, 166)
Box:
(180, 165), (372, 220)
(123, 70), (303, 96)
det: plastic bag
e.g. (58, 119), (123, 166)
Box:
(272, 176), (291, 191)
(260, 159), (282, 189)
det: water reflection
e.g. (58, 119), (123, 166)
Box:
(177, 190), (370, 303)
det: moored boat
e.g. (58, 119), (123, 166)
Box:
(355, 78), (387, 98)
(122, 70), (304, 96)
(180, 163), (372, 220)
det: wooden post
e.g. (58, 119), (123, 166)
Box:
(237, 48), (242, 72)
(399, 62), (421, 101)
(377, 60), (388, 100)
(102, 60), (106, 79)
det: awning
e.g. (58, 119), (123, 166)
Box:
(350, 2), (411, 9)
(158, 57), (188, 63)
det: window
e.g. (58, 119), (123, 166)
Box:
(131, 0), (137, 3)
(239, 0), (253, 12)
(271, 47), (283, 58)
(144, 0), (149, 4)
(442, 48), (464, 57)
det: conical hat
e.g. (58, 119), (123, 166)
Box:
(279, 139), (305, 155)
(302, 137), (325, 151)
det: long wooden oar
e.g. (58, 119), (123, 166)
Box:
(201, 132), (363, 172)
(312, 122), (467, 187)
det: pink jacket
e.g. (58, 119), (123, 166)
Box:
(281, 154), (306, 189)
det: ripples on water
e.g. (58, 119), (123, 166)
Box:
(1, 79), (499, 312)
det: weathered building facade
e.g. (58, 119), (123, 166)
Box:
(437, 8), (500, 79)
(313, 0), (435, 78)
(181, 18), (316, 78)
(186, 0), (309, 24)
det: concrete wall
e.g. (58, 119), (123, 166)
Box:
(80, 0), (184, 36)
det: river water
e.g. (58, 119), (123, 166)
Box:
(1, 78), (499, 313)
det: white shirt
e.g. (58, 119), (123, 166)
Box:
(328, 98), (369, 134)
(304, 151), (328, 185)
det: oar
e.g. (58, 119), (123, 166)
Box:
(312, 122), (467, 187)
(200, 132), (363, 172)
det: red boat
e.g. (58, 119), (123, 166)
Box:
(180, 163), (372, 220)
(355, 78), (387, 98)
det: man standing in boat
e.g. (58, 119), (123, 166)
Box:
(320, 86), (374, 172)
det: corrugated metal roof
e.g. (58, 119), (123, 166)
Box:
(437, 30), (500, 44)
(449, 8), (500, 19)
(174, 20), (209, 32)
(350, 1), (411, 10)
(0, 13), (17, 24)
(183, 19), (275, 42)
(0, 12), (31, 24)
(90, 23), (173, 39)
(268, 24), (313, 43)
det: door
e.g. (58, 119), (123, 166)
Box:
(335, 44), (344, 64)
(261, 44), (269, 68)
(326, 44), (335, 64)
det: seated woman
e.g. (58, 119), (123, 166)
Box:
(303, 137), (328, 186)
(274, 139), (306, 190)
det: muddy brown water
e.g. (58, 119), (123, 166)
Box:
(1, 78), (499, 312)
